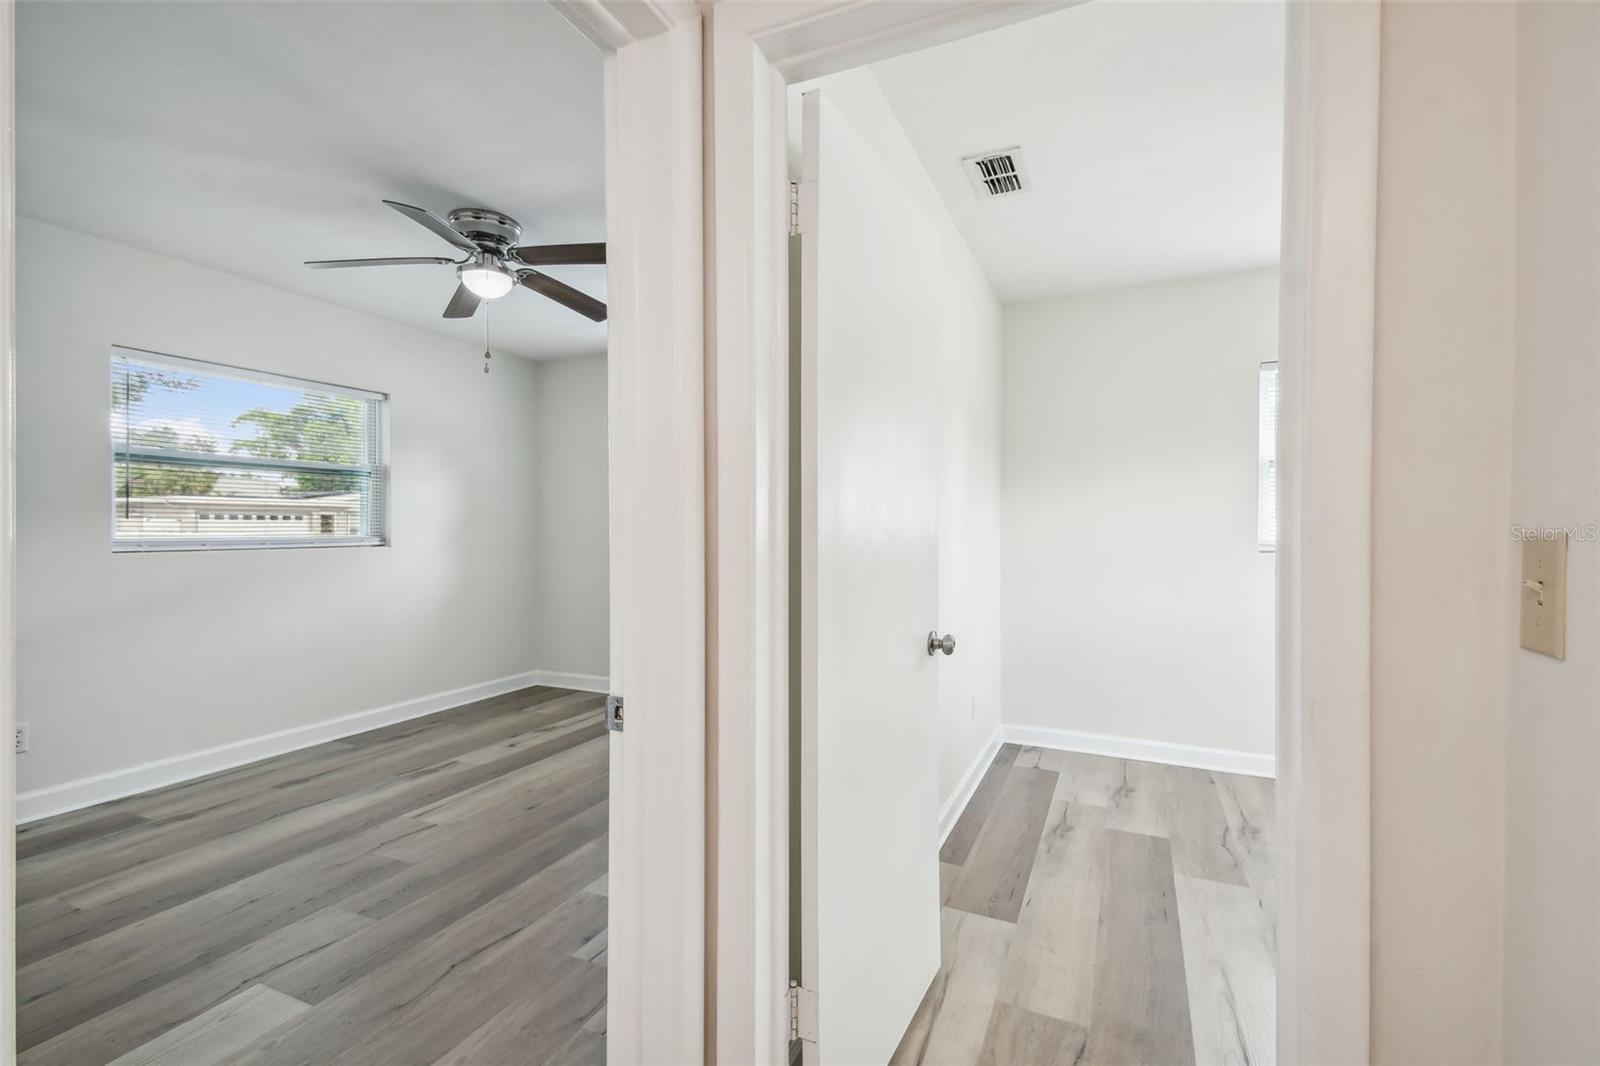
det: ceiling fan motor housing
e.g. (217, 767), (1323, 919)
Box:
(446, 207), (523, 255)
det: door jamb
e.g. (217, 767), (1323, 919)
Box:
(556, 4), (709, 1064)
(1274, 3), (1380, 1059)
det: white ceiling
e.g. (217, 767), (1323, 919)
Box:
(869, 0), (1285, 302)
(18, 1), (606, 360)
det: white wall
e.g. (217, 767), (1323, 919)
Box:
(805, 69), (1005, 811)
(1368, 4), (1516, 1058)
(1363, 6), (1600, 1060)
(15, 218), (605, 802)
(1502, 2), (1599, 1060)
(1001, 269), (1277, 763)
(534, 353), (609, 681)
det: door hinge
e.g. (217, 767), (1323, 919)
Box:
(788, 182), (801, 237)
(605, 694), (624, 733)
(787, 980), (817, 1043)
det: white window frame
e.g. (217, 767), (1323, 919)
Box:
(108, 346), (390, 553)
(1259, 359), (1279, 552)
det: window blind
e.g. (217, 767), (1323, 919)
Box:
(1258, 360), (1278, 552)
(110, 347), (388, 551)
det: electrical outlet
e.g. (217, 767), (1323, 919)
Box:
(14, 722), (29, 754)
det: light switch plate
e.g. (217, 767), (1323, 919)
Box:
(1520, 531), (1567, 659)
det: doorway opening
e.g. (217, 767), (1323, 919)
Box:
(10, 4), (613, 1062)
(789, 4), (1284, 1061)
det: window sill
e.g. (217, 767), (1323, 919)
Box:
(113, 537), (386, 554)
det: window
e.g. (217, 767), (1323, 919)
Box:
(1257, 360), (1278, 552)
(111, 347), (387, 551)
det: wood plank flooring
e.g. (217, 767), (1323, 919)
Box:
(893, 745), (1276, 1066)
(15, 685), (608, 1066)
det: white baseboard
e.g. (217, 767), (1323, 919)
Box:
(1002, 722), (1275, 779)
(939, 725), (1004, 846)
(531, 669), (609, 694)
(17, 667), (607, 824)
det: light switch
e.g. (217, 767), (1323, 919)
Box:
(1519, 531), (1567, 660)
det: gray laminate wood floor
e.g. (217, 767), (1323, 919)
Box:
(893, 745), (1276, 1066)
(15, 685), (609, 1066)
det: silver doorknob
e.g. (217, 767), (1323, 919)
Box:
(927, 631), (956, 656)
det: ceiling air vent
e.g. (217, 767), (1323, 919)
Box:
(963, 148), (1028, 199)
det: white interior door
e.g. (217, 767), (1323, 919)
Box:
(798, 88), (943, 1066)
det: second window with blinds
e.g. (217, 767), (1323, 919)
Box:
(1258, 359), (1279, 552)
(110, 346), (389, 551)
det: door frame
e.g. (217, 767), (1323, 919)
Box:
(683, 1), (1379, 1062)
(550, 2), (709, 1063)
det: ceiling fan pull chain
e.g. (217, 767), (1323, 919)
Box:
(483, 303), (492, 375)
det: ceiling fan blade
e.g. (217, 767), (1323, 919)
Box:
(513, 242), (606, 266)
(383, 199), (479, 254)
(305, 256), (456, 269)
(442, 283), (481, 319)
(518, 270), (607, 322)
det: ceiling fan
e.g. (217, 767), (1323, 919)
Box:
(305, 200), (607, 322)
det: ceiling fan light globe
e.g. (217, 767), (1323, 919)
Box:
(459, 265), (515, 300)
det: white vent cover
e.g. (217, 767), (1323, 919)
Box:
(962, 148), (1029, 198)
